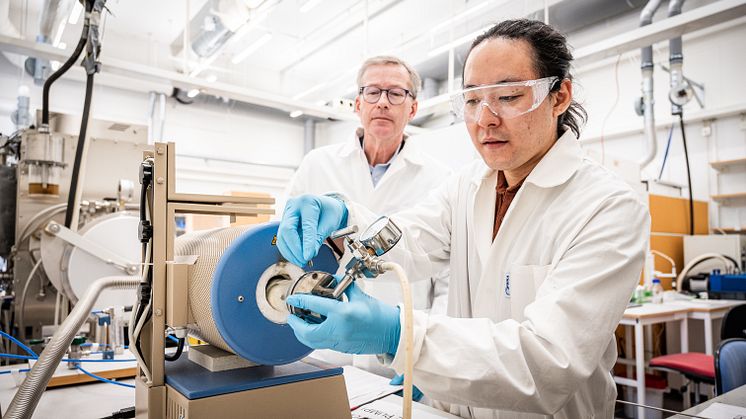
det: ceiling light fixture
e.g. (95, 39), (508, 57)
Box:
(427, 25), (491, 57)
(206, 74), (218, 83)
(187, 89), (201, 98)
(430, 1), (489, 34)
(52, 18), (66, 47)
(68, 1), (84, 25)
(231, 33), (273, 64)
(189, 53), (221, 78)
(289, 110), (304, 118)
(300, 0), (322, 13)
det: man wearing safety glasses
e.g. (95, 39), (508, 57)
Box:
(278, 19), (649, 418)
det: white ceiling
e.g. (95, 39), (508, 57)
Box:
(5, 0), (649, 112)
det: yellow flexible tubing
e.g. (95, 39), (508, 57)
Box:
(381, 262), (413, 419)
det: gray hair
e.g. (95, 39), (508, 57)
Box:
(356, 55), (422, 99)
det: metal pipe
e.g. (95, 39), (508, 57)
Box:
(668, 0), (685, 115)
(146, 91), (156, 144)
(4, 276), (140, 419)
(639, 67), (657, 168)
(638, 0), (663, 168)
(303, 119), (316, 155)
(158, 93), (167, 141)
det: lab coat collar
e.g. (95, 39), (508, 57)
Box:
(338, 128), (425, 166)
(525, 129), (582, 189)
(469, 129), (582, 189)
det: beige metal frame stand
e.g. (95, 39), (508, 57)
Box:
(134, 142), (350, 419)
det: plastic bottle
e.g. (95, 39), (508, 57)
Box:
(633, 285), (645, 304)
(652, 278), (664, 304)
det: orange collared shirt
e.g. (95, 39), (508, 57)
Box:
(492, 171), (527, 241)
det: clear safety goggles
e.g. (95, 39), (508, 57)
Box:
(450, 76), (559, 121)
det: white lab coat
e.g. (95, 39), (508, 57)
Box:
(285, 130), (453, 376)
(285, 130), (452, 312)
(344, 130), (650, 418)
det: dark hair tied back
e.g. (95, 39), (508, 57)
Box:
(464, 19), (587, 138)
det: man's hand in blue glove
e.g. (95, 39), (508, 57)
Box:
(390, 374), (424, 402)
(277, 194), (348, 267)
(285, 281), (401, 356)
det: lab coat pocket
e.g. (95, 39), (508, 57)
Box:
(508, 265), (550, 322)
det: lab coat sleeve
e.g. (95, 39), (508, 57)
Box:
(384, 192), (649, 414)
(342, 174), (456, 284)
(429, 269), (450, 315)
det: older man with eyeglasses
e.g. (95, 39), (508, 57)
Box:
(282, 56), (451, 379)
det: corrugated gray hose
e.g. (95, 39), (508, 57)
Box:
(3, 276), (140, 419)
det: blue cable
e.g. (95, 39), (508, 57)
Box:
(167, 334), (179, 343)
(0, 334), (135, 390)
(0, 353), (34, 361)
(76, 366), (135, 389)
(0, 368), (30, 375)
(0, 331), (38, 357)
(0, 353), (136, 362)
(658, 124), (675, 180)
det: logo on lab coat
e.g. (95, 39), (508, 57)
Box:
(504, 272), (510, 297)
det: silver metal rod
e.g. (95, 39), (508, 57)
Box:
(331, 274), (355, 299)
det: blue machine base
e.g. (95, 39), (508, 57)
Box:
(165, 357), (343, 400)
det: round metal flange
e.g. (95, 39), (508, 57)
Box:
(285, 271), (338, 323)
(211, 221), (338, 365)
(255, 262), (305, 324)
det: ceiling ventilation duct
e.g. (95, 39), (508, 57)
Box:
(171, 0), (262, 60)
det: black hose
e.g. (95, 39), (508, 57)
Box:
(679, 114), (694, 235)
(64, 73), (95, 228)
(41, 1), (92, 126)
(164, 338), (185, 362)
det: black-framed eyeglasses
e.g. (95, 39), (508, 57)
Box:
(358, 86), (413, 105)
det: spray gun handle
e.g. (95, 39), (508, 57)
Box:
(329, 225), (358, 240)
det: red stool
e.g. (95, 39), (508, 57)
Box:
(649, 352), (714, 404)
(648, 302), (746, 405)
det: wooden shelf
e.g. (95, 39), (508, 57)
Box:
(47, 367), (136, 388)
(710, 157), (746, 171)
(715, 227), (746, 234)
(711, 192), (746, 204)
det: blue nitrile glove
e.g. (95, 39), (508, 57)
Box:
(277, 194), (348, 266)
(286, 281), (401, 355)
(390, 374), (424, 402)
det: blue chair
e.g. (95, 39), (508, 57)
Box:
(715, 338), (746, 395)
